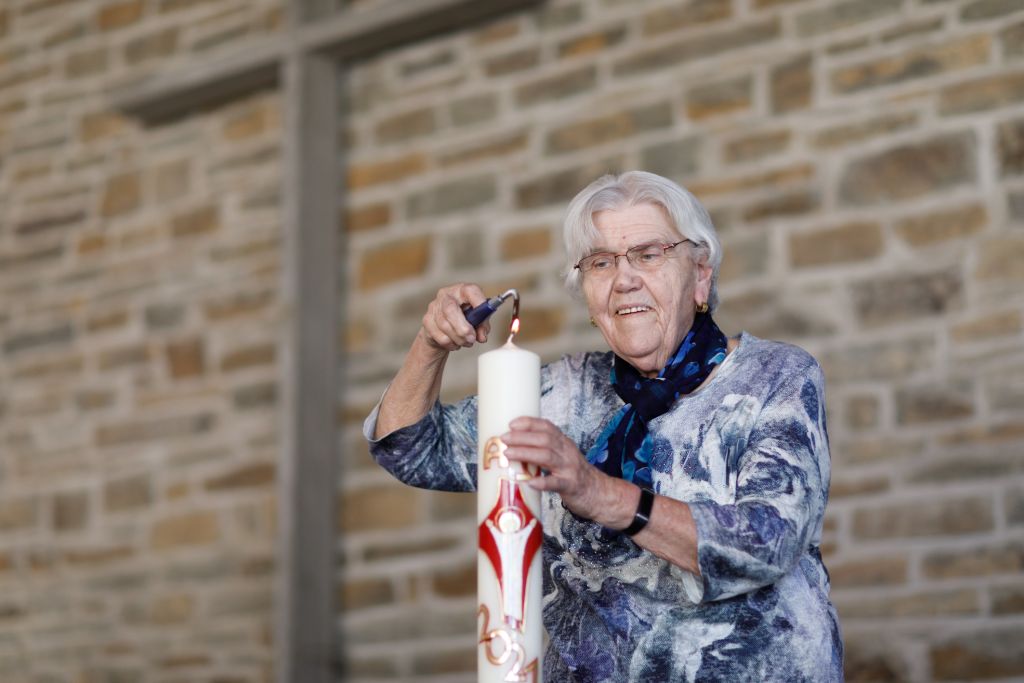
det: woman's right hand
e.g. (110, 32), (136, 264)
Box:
(420, 283), (491, 352)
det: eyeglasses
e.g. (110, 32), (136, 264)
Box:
(574, 239), (695, 275)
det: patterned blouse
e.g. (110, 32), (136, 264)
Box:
(364, 333), (844, 682)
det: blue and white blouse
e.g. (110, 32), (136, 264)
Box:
(364, 333), (844, 682)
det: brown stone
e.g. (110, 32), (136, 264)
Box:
(515, 157), (624, 209)
(558, 25), (628, 58)
(100, 172), (141, 217)
(998, 117), (1024, 176)
(939, 422), (1024, 447)
(921, 541), (1024, 579)
(233, 382), (276, 410)
(65, 46), (108, 78)
(151, 511), (220, 550)
(472, 19), (520, 45)
(687, 76), (751, 120)
(166, 338), (204, 379)
(641, 0), (732, 36)
(853, 268), (963, 327)
(613, 19), (780, 77)
(516, 306), (565, 342)
(104, 474), (151, 512)
(0, 498), (38, 531)
(789, 222), (882, 268)
(1002, 21), (1024, 60)
(223, 103), (276, 141)
(150, 594), (194, 624)
(828, 476), (888, 498)
(53, 490), (89, 532)
(449, 94), (497, 126)
(742, 190), (819, 222)
(843, 640), (909, 683)
(153, 158), (190, 202)
(483, 48), (539, 77)
(831, 35), (990, 94)
(951, 310), (1022, 343)
(770, 54), (812, 113)
(930, 628), (1024, 679)
(688, 163), (814, 197)
(345, 202), (390, 232)
(535, 3), (583, 30)
(406, 176), (496, 218)
(171, 205), (219, 239)
(794, 0), (897, 36)
(641, 138), (701, 180)
(515, 65), (597, 107)
(444, 230), (483, 269)
(895, 203), (987, 246)
(203, 290), (273, 321)
(63, 546), (134, 566)
(829, 556), (907, 588)
(881, 17), (945, 43)
(896, 384), (974, 424)
(124, 26), (179, 63)
(86, 309), (129, 333)
(992, 585), (1024, 615)
(1008, 488), (1024, 526)
(96, 413), (215, 447)
(501, 227), (552, 261)
(813, 112), (919, 148)
(837, 588), (978, 619)
(348, 152), (427, 189)
(438, 131), (528, 167)
(546, 103), (673, 154)
(204, 463), (275, 491)
(80, 111), (127, 142)
(431, 562), (475, 597)
(358, 236), (431, 290)
(339, 576), (395, 611)
(938, 71), (1024, 116)
(723, 130), (790, 163)
(838, 132), (976, 205)
(410, 648), (476, 676)
(15, 210), (85, 236)
(220, 344), (275, 372)
(718, 233), (770, 284)
(852, 497), (993, 539)
(97, 0), (143, 30)
(375, 107), (435, 144)
(844, 394), (879, 429)
(962, 0), (1023, 20)
(339, 485), (419, 532)
(975, 235), (1024, 281)
(3, 322), (74, 356)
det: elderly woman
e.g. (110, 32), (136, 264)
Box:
(364, 171), (843, 681)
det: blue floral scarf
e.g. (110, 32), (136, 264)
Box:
(586, 312), (728, 487)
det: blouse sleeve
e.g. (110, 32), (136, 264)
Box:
(683, 359), (831, 603)
(363, 391), (479, 493)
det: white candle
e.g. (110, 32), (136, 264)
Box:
(477, 336), (543, 683)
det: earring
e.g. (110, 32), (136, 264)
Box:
(589, 317), (598, 327)
(696, 302), (709, 314)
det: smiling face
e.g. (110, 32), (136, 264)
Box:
(582, 203), (712, 377)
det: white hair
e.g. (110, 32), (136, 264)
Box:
(561, 171), (722, 311)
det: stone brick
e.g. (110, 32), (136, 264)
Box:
(895, 203), (987, 246)
(546, 102), (673, 154)
(104, 475), (151, 513)
(204, 462), (275, 491)
(444, 230), (483, 269)
(794, 0), (898, 36)
(815, 113), (919, 152)
(930, 627), (1024, 680)
(831, 34), (991, 94)
(1002, 21), (1024, 60)
(151, 511), (220, 550)
(896, 384), (974, 424)
(558, 25), (628, 58)
(843, 641), (909, 683)
(789, 222), (882, 268)
(515, 65), (597, 107)
(406, 176), (496, 218)
(975, 235), (1024, 281)
(87, 309), (129, 334)
(614, 19), (779, 77)
(53, 490), (89, 532)
(374, 107), (435, 144)
(1010, 190), (1024, 221)
(484, 48), (539, 77)
(339, 576), (394, 610)
(939, 422), (1024, 447)
(171, 205), (219, 239)
(449, 93), (497, 126)
(220, 343), (275, 372)
(829, 555), (906, 588)
(64, 546), (134, 567)
(358, 236), (431, 290)
(998, 117), (1024, 176)
(837, 588), (978, 619)
(852, 497), (993, 539)
(515, 157), (624, 209)
(203, 290), (273, 321)
(718, 233), (770, 283)
(124, 26), (179, 63)
(0, 498), (38, 531)
(153, 158), (190, 202)
(501, 227), (551, 261)
(431, 562), (475, 597)
(223, 103), (276, 141)
(961, 0), (1023, 21)
(345, 202), (390, 232)
(472, 18), (519, 45)
(15, 209), (85, 236)
(96, 413), (215, 447)
(166, 338), (204, 379)
(723, 129), (790, 163)
(743, 190), (819, 222)
(641, 138), (701, 180)
(828, 476), (888, 498)
(100, 172), (141, 217)
(411, 648), (476, 676)
(516, 306), (565, 342)
(80, 111), (127, 143)
(922, 541), (1024, 579)
(686, 76), (751, 120)
(853, 268), (962, 327)
(150, 594), (194, 624)
(881, 17), (945, 43)
(641, 0), (732, 36)
(770, 54), (812, 113)
(65, 46), (108, 78)
(3, 322), (73, 355)
(348, 152), (427, 189)
(233, 382), (276, 409)
(97, 0), (143, 30)
(1008, 488), (1024, 525)
(838, 133), (975, 205)
(339, 485), (419, 532)
(144, 303), (184, 331)
(845, 394), (879, 429)
(938, 71), (1024, 115)
(438, 131), (528, 167)
(992, 585), (1024, 615)
(76, 388), (115, 411)
(688, 163), (814, 197)
(535, 3), (583, 29)
(951, 310), (1022, 343)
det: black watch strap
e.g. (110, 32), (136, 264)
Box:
(622, 487), (655, 536)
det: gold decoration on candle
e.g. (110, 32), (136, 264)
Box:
(478, 605), (540, 683)
(483, 437), (540, 480)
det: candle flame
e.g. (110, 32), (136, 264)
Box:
(507, 317), (520, 345)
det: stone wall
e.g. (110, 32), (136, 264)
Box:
(0, 0), (285, 681)
(341, 0), (1024, 681)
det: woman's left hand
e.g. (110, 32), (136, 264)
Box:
(501, 416), (611, 521)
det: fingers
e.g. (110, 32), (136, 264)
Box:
(421, 283), (486, 350)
